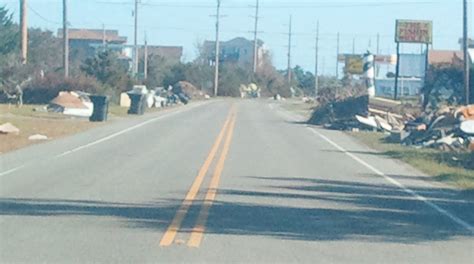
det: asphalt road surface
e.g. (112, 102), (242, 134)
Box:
(1, 99), (473, 263)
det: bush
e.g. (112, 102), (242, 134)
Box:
(22, 74), (102, 104)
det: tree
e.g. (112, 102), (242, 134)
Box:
(293, 65), (315, 95)
(0, 6), (18, 56)
(81, 50), (131, 91)
(424, 64), (465, 109)
(254, 51), (290, 97)
(163, 63), (186, 88)
(142, 54), (173, 88)
(28, 28), (62, 71)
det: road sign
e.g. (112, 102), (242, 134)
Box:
(345, 55), (364, 75)
(395, 20), (433, 44)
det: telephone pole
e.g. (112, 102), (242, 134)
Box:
(214, 0), (221, 97)
(20, 0), (28, 64)
(336, 32), (340, 79)
(252, 0), (260, 73)
(376, 33), (380, 77)
(463, 0), (470, 104)
(63, 0), (69, 78)
(314, 21), (320, 97)
(133, 0), (139, 79)
(144, 32), (148, 80)
(287, 15), (293, 87)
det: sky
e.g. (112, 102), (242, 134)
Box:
(1, 0), (472, 75)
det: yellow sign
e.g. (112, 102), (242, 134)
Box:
(345, 55), (364, 75)
(396, 20), (433, 44)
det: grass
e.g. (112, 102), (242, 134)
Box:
(278, 99), (474, 190)
(278, 99), (317, 119)
(0, 103), (184, 154)
(350, 131), (474, 190)
(0, 116), (98, 154)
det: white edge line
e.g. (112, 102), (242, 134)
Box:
(54, 103), (205, 158)
(306, 126), (474, 234)
(0, 165), (26, 177)
(0, 102), (209, 177)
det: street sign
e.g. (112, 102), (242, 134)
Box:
(345, 55), (364, 75)
(395, 20), (433, 44)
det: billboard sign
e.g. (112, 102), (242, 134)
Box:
(395, 20), (433, 44)
(345, 55), (364, 75)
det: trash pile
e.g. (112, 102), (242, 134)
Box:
(0, 122), (20, 135)
(309, 95), (474, 151)
(120, 82), (207, 110)
(174, 81), (210, 100)
(48, 91), (93, 117)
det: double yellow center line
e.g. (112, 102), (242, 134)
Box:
(160, 106), (237, 248)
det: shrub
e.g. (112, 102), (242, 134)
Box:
(22, 73), (102, 104)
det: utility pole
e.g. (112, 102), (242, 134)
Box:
(314, 21), (319, 97)
(20, 0), (28, 64)
(463, 0), (470, 104)
(287, 15), (293, 87)
(133, 0), (139, 79)
(252, 0), (260, 73)
(144, 32), (148, 80)
(376, 33), (380, 77)
(63, 0), (69, 78)
(214, 0), (221, 97)
(336, 32), (340, 79)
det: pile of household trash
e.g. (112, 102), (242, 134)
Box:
(120, 82), (209, 109)
(47, 91), (93, 117)
(309, 95), (474, 151)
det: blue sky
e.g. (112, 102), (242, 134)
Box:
(1, 0), (472, 74)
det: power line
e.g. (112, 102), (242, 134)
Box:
(26, 3), (61, 25)
(95, 0), (456, 9)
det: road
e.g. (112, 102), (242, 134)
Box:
(1, 99), (473, 263)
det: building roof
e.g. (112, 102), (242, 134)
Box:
(57, 28), (127, 43)
(428, 50), (464, 65)
(143, 46), (183, 61)
(203, 37), (264, 50)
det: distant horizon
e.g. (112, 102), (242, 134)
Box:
(1, 0), (472, 74)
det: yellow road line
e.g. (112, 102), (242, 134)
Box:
(187, 113), (237, 248)
(159, 106), (235, 247)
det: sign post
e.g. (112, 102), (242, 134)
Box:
(394, 20), (433, 100)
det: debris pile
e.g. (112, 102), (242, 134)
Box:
(48, 91), (93, 117)
(28, 134), (48, 141)
(309, 96), (474, 151)
(173, 81), (209, 100)
(308, 95), (369, 130)
(0, 123), (20, 135)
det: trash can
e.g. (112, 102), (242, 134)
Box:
(127, 93), (146, 115)
(89, 95), (109, 122)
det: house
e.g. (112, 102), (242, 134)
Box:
(138, 45), (183, 63)
(202, 37), (265, 68)
(58, 28), (128, 59)
(428, 50), (464, 66)
(459, 38), (474, 49)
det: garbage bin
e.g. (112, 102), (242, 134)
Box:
(89, 95), (109, 122)
(127, 93), (146, 115)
